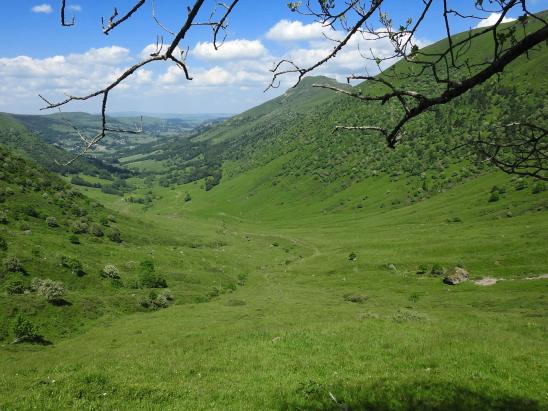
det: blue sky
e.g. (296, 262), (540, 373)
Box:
(0, 1), (544, 115)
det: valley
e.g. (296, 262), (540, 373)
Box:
(0, 7), (547, 410)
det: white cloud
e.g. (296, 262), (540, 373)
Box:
(266, 20), (334, 42)
(0, 46), (137, 113)
(192, 39), (267, 61)
(476, 13), (516, 28)
(69, 4), (82, 12)
(32, 4), (53, 14)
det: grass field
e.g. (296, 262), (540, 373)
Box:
(1, 164), (546, 410)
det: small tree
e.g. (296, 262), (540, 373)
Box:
(32, 278), (66, 303)
(71, 220), (88, 234)
(2, 256), (22, 273)
(6, 279), (26, 295)
(107, 228), (122, 243)
(101, 264), (120, 279)
(60, 256), (84, 276)
(184, 192), (192, 202)
(46, 216), (59, 227)
(90, 224), (104, 237)
(0, 211), (9, 224)
(139, 259), (168, 288)
(488, 191), (500, 203)
(12, 314), (39, 343)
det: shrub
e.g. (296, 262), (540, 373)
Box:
(532, 181), (546, 194)
(343, 294), (369, 303)
(107, 228), (122, 243)
(32, 278), (66, 303)
(139, 259), (168, 288)
(19, 222), (31, 231)
(160, 289), (173, 301)
(0, 237), (7, 252)
(12, 315), (39, 343)
(69, 234), (80, 244)
(22, 205), (39, 218)
(140, 271), (168, 288)
(416, 264), (428, 274)
(46, 216), (58, 227)
(6, 279), (26, 295)
(100, 216), (110, 227)
(431, 263), (445, 276)
(488, 191), (500, 202)
(71, 220), (88, 234)
(184, 192), (192, 202)
(237, 273), (248, 286)
(60, 256), (84, 276)
(139, 290), (171, 310)
(90, 224), (104, 237)
(0, 211), (8, 224)
(101, 264), (120, 279)
(208, 285), (223, 298)
(348, 252), (357, 261)
(154, 293), (169, 308)
(2, 256), (22, 273)
(515, 179), (528, 191)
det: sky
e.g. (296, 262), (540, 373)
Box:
(0, 0), (544, 115)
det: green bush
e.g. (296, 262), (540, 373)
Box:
(139, 289), (172, 310)
(348, 252), (357, 261)
(60, 256), (85, 276)
(101, 265), (120, 279)
(90, 224), (104, 237)
(139, 259), (168, 288)
(46, 216), (58, 227)
(21, 204), (39, 218)
(515, 179), (528, 191)
(12, 315), (39, 342)
(107, 228), (122, 243)
(488, 191), (500, 202)
(343, 294), (369, 303)
(2, 256), (22, 273)
(69, 234), (80, 244)
(237, 273), (248, 286)
(71, 220), (88, 234)
(430, 263), (445, 276)
(184, 192), (192, 202)
(532, 181), (546, 194)
(416, 264), (428, 274)
(6, 279), (26, 295)
(0, 211), (8, 224)
(32, 278), (66, 303)
(140, 271), (168, 288)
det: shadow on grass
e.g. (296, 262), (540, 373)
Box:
(282, 380), (543, 411)
(12, 335), (52, 346)
(51, 298), (72, 307)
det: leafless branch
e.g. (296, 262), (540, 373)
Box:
(60, 0), (75, 26)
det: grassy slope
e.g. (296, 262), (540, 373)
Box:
(0, 113), (125, 177)
(1, 160), (546, 410)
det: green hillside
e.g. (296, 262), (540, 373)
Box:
(130, 16), (546, 192)
(0, 13), (547, 411)
(0, 113), (128, 178)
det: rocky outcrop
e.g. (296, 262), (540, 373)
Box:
(443, 267), (470, 285)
